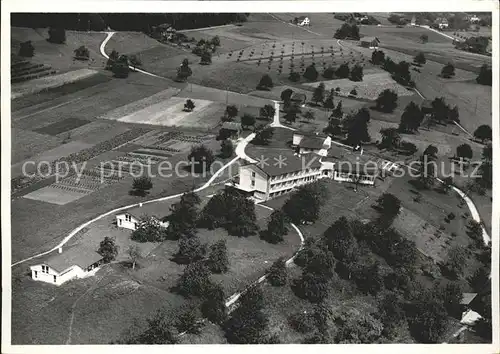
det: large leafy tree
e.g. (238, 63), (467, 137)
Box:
(303, 63), (319, 81)
(257, 74), (273, 90)
(19, 40), (35, 57)
(375, 193), (401, 222)
(346, 108), (371, 146)
(323, 217), (357, 262)
(98, 236), (119, 263)
(261, 210), (289, 244)
(175, 261), (212, 298)
(445, 245), (468, 278)
(132, 215), (169, 242)
(379, 127), (401, 150)
(349, 64), (363, 81)
(283, 182), (328, 224)
(323, 89), (335, 110)
(375, 89), (398, 113)
(207, 239), (229, 273)
(174, 235), (207, 264)
(456, 143), (473, 160)
(440, 63), (455, 78)
(188, 145), (215, 173)
(371, 50), (385, 65)
(259, 104), (276, 120)
(334, 23), (360, 40)
(166, 190), (201, 240)
(253, 126), (274, 145)
(267, 257), (288, 286)
(224, 285), (269, 343)
(131, 176), (153, 196)
(399, 101), (424, 132)
(312, 82), (326, 104)
(120, 308), (178, 344)
(474, 124), (492, 143)
(48, 27), (66, 44)
(407, 298), (448, 343)
(281, 88), (294, 103)
(220, 139), (234, 158)
(201, 282), (227, 324)
(476, 64), (492, 86)
(241, 113), (256, 129)
(413, 52), (426, 66)
(333, 309), (383, 343)
(335, 63), (350, 78)
(176, 58), (192, 82)
(225, 105), (238, 120)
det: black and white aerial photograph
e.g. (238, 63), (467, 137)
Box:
(1, 0), (498, 351)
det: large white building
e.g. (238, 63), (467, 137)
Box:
(30, 245), (103, 286)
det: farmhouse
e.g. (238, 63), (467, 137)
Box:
(360, 37), (380, 49)
(293, 16), (310, 27)
(292, 131), (332, 157)
(232, 150), (325, 201)
(220, 121), (242, 140)
(435, 17), (449, 29)
(30, 245), (103, 285)
(116, 212), (169, 231)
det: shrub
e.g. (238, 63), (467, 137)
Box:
(74, 46), (90, 60)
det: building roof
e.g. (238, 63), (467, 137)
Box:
(460, 293), (478, 305)
(297, 16), (308, 21)
(299, 136), (326, 149)
(221, 122), (242, 131)
(45, 245), (103, 273)
(361, 37), (380, 43)
(251, 149), (322, 177)
(460, 309), (482, 326)
(324, 147), (379, 175)
(116, 211), (141, 220)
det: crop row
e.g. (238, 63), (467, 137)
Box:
(50, 183), (93, 194)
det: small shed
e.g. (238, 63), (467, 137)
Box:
(116, 212), (141, 231)
(220, 122), (242, 139)
(360, 37), (380, 49)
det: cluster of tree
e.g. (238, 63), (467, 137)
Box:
(333, 23), (361, 40)
(288, 303), (333, 343)
(74, 45), (90, 61)
(424, 97), (460, 126)
(241, 113), (257, 130)
(371, 50), (414, 87)
(105, 50), (136, 78)
(131, 215), (170, 242)
(187, 145), (215, 173)
(166, 190), (201, 240)
(379, 127), (417, 155)
(198, 187), (258, 236)
(476, 64), (492, 86)
(387, 14), (409, 26)
(344, 108), (371, 146)
(253, 126), (275, 145)
(256, 74), (274, 91)
(399, 101), (424, 133)
(455, 36), (490, 54)
(260, 210), (289, 244)
(219, 139), (234, 158)
(192, 36), (220, 65)
(283, 181), (329, 225)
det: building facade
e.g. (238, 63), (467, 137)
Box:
(360, 37), (380, 49)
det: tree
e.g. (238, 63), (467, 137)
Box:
(420, 34), (429, 43)
(418, 155), (436, 189)
(482, 143), (492, 161)
(414, 52), (426, 66)
(441, 176), (453, 194)
(283, 104), (300, 124)
(323, 90), (335, 109)
(281, 88), (294, 104)
(166, 190), (201, 240)
(19, 41), (35, 57)
(399, 101), (424, 132)
(201, 282), (227, 324)
(323, 66), (335, 79)
(332, 100), (343, 118)
(292, 266), (332, 303)
(207, 239), (229, 273)
(98, 237), (119, 263)
(371, 50), (385, 65)
(335, 63), (350, 78)
(303, 110), (315, 122)
(241, 113), (256, 129)
(476, 64), (492, 86)
(224, 285), (269, 343)
(407, 299), (448, 343)
(200, 49), (212, 65)
(132, 216), (169, 242)
(456, 143), (473, 160)
(312, 82), (326, 104)
(267, 257), (287, 286)
(323, 217), (357, 262)
(375, 193), (401, 221)
(353, 261), (384, 295)
(440, 63), (455, 78)
(253, 126), (274, 145)
(473, 124), (492, 143)
(437, 282), (463, 316)
(334, 23), (360, 40)
(289, 71), (301, 82)
(375, 89), (398, 113)
(122, 308), (178, 344)
(379, 128), (401, 150)
(176, 58), (192, 82)
(74, 45), (90, 60)
(127, 245), (141, 270)
(211, 35), (221, 47)
(346, 108), (371, 146)
(446, 245), (468, 278)
(188, 145), (215, 173)
(175, 261), (212, 298)
(303, 64), (319, 81)
(48, 27), (66, 44)
(333, 309), (383, 343)
(131, 176), (153, 196)
(382, 56), (397, 73)
(349, 64), (363, 81)
(129, 55), (142, 71)
(393, 61), (413, 86)
(448, 105), (460, 123)
(377, 292), (407, 339)
(283, 182), (328, 224)
(219, 139), (234, 159)
(174, 235), (207, 264)
(105, 50), (119, 70)
(430, 97), (450, 123)
(261, 210), (289, 244)
(112, 55), (130, 78)
(259, 104), (276, 120)
(184, 99), (195, 112)
(175, 305), (203, 334)
(423, 144), (439, 159)
(257, 74), (273, 90)
(225, 105), (238, 120)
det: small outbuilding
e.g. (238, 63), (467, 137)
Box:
(360, 37), (380, 49)
(30, 245), (103, 285)
(294, 16), (311, 27)
(116, 212), (170, 231)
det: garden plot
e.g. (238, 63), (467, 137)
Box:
(12, 68), (99, 99)
(11, 128), (63, 164)
(304, 72), (415, 100)
(114, 97), (222, 129)
(34, 117), (91, 136)
(96, 87), (181, 121)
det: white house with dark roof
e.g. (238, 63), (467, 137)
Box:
(292, 131), (332, 157)
(30, 245), (103, 285)
(294, 16), (310, 27)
